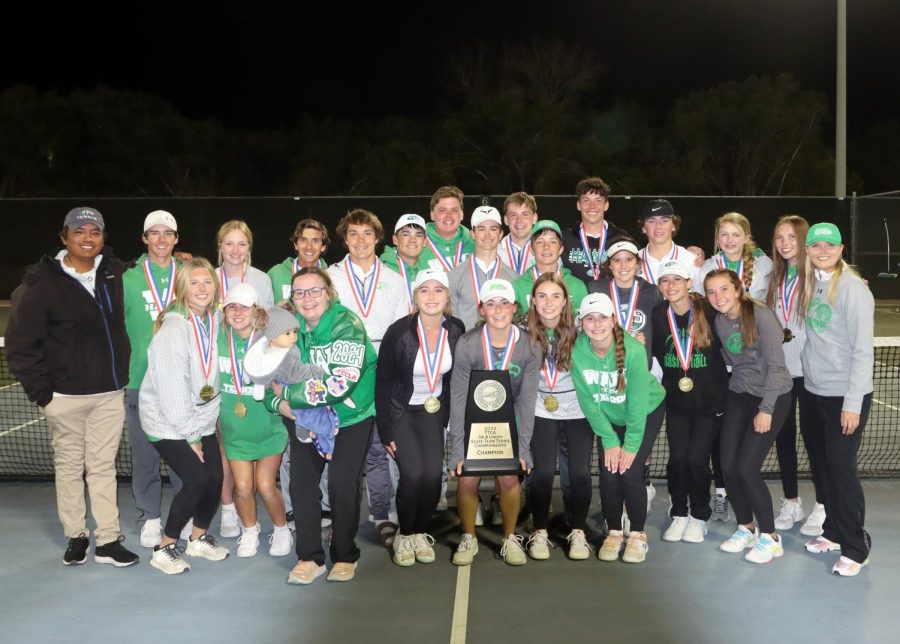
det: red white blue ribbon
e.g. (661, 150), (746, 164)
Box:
(344, 257), (382, 319)
(542, 349), (559, 392)
(417, 317), (448, 394)
(578, 222), (607, 280)
(219, 266), (245, 298)
(639, 245), (678, 285)
(228, 328), (255, 396)
(189, 311), (215, 383)
(666, 305), (694, 373)
(425, 236), (463, 272)
(468, 256), (502, 304)
(142, 258), (176, 313)
(502, 237), (532, 275)
(780, 272), (799, 323)
(481, 324), (519, 371)
(716, 253), (743, 282)
(609, 281), (640, 333)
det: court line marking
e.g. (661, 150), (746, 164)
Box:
(873, 398), (900, 413)
(0, 381), (23, 391)
(0, 417), (44, 438)
(450, 565), (470, 644)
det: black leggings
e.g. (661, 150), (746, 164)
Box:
(153, 433), (224, 539)
(529, 416), (593, 531)
(391, 406), (445, 535)
(774, 377), (814, 500)
(290, 418), (373, 566)
(596, 402), (665, 533)
(805, 392), (872, 564)
(665, 408), (720, 521)
(719, 390), (791, 534)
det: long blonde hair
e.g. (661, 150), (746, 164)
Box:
(800, 248), (861, 312)
(765, 215), (809, 323)
(714, 212), (757, 292)
(216, 220), (254, 267)
(155, 257), (219, 332)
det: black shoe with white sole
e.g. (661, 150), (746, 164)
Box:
(94, 536), (140, 567)
(63, 533), (90, 566)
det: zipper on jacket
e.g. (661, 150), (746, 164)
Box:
(96, 280), (120, 390)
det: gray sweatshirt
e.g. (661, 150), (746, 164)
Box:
(714, 301), (793, 413)
(771, 273), (807, 378)
(448, 325), (542, 469)
(140, 311), (220, 442)
(800, 269), (874, 414)
(698, 253), (773, 300)
(448, 257), (519, 331)
(216, 266), (275, 309)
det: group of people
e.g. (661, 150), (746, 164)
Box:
(6, 177), (874, 584)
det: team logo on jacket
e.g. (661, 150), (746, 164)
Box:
(305, 380), (328, 404)
(805, 296), (832, 334)
(725, 332), (742, 354)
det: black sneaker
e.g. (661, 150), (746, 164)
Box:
(63, 533), (89, 566)
(94, 536), (140, 567)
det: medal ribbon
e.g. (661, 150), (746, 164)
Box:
(219, 266), (246, 298)
(578, 222), (607, 280)
(344, 257), (381, 319)
(468, 256), (502, 303)
(639, 245), (677, 285)
(609, 282), (640, 332)
(189, 311), (215, 383)
(542, 350), (560, 392)
(780, 273), (799, 323)
(666, 305), (695, 373)
(416, 317), (448, 394)
(425, 236), (463, 271)
(481, 324), (519, 371)
(228, 329), (255, 396)
(716, 253), (743, 282)
(142, 258), (176, 312)
(396, 258), (414, 304)
(502, 237), (532, 275)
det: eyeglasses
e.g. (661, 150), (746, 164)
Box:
(291, 287), (326, 299)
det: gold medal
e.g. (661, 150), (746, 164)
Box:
(783, 328), (794, 343)
(543, 394), (559, 412)
(678, 376), (694, 393)
(200, 384), (215, 402)
(235, 400), (247, 418)
(424, 396), (441, 414)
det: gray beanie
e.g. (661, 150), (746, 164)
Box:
(264, 306), (300, 341)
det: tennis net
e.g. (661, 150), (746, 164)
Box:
(1, 337), (898, 480)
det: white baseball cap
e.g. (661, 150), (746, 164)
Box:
(606, 240), (639, 259)
(657, 259), (691, 280)
(412, 268), (449, 291)
(394, 213), (427, 233)
(223, 283), (259, 308)
(478, 278), (516, 304)
(144, 210), (178, 232)
(577, 293), (615, 320)
(470, 206), (502, 228)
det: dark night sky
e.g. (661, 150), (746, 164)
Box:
(1, 0), (898, 133)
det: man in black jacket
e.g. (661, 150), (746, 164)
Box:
(6, 207), (138, 568)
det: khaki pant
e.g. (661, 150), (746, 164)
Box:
(43, 391), (125, 544)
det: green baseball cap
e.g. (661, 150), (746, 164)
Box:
(806, 222), (842, 245)
(530, 220), (562, 239)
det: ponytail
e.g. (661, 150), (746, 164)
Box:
(613, 325), (627, 394)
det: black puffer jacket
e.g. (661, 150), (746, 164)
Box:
(6, 251), (131, 407)
(374, 313), (465, 445)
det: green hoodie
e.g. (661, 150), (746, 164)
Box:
(267, 256), (328, 303)
(380, 246), (421, 301)
(513, 267), (588, 314)
(570, 331), (665, 452)
(264, 301), (376, 427)
(123, 253), (180, 389)
(417, 223), (475, 272)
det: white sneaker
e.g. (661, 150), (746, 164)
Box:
(805, 535), (841, 554)
(720, 526), (758, 553)
(452, 534), (479, 566)
(140, 518), (163, 548)
(179, 518), (194, 542)
(646, 483), (656, 516)
(490, 495), (503, 526)
(185, 533), (230, 561)
(800, 503), (826, 537)
(220, 504), (241, 538)
(236, 523), (261, 558)
(269, 526), (293, 557)
(745, 533), (784, 564)
(412, 533), (436, 564)
(622, 531), (649, 564)
(832, 555), (869, 577)
(474, 500), (485, 527)
(711, 493), (733, 522)
(501, 534), (527, 566)
(774, 498), (805, 531)
(566, 529), (591, 560)
(663, 516), (689, 542)
(682, 517), (708, 543)
(150, 543), (190, 575)
(392, 533), (416, 567)
(526, 529), (552, 560)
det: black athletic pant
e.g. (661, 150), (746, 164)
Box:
(805, 392), (872, 564)
(793, 379), (825, 504)
(665, 408), (720, 521)
(290, 418), (373, 566)
(775, 377), (810, 500)
(391, 406), (445, 535)
(596, 402), (665, 533)
(530, 416), (594, 531)
(153, 433), (224, 539)
(719, 390), (791, 534)
(711, 434), (725, 490)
